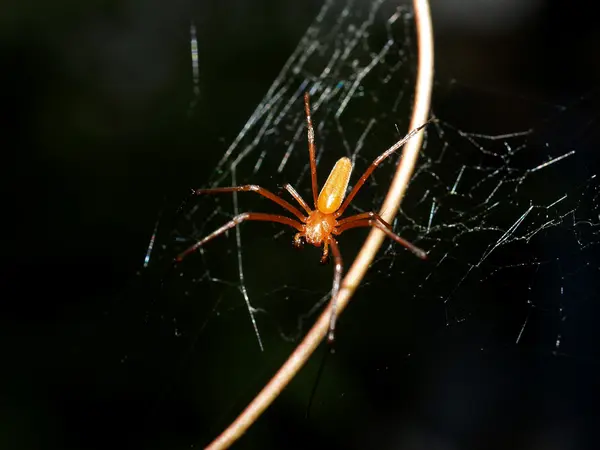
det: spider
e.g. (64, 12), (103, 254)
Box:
(176, 93), (428, 342)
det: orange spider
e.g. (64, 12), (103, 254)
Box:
(176, 93), (428, 341)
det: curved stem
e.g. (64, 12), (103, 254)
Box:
(205, 1), (434, 448)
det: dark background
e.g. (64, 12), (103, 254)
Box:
(2, 0), (599, 449)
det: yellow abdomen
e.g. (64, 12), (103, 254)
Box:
(317, 157), (352, 214)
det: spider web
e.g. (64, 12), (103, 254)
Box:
(133, 0), (599, 447)
(167, 0), (434, 347)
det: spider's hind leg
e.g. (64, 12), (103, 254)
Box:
(320, 241), (330, 264)
(326, 237), (343, 342)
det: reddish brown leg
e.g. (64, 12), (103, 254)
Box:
(176, 212), (304, 262)
(326, 237), (343, 343)
(284, 183), (312, 215)
(194, 185), (306, 222)
(304, 92), (319, 208)
(320, 241), (329, 264)
(334, 121), (430, 218)
(336, 211), (378, 226)
(335, 212), (427, 260)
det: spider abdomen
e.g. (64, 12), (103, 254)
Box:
(317, 157), (352, 214)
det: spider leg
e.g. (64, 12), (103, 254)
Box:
(334, 212), (427, 260)
(175, 212), (304, 262)
(336, 211), (378, 226)
(194, 185), (306, 222)
(334, 121), (430, 217)
(284, 183), (312, 215)
(320, 240), (329, 264)
(304, 92), (319, 207)
(326, 237), (343, 343)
